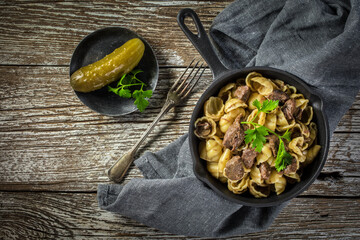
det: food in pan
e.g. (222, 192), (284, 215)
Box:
(70, 38), (145, 93)
(194, 72), (321, 198)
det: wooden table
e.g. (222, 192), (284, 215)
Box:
(1, 1), (359, 239)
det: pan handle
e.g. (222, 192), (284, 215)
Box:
(177, 8), (228, 79)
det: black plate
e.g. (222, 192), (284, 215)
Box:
(69, 27), (158, 116)
(178, 8), (330, 207)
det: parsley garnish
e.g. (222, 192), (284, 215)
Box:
(108, 69), (153, 112)
(275, 140), (293, 171)
(241, 99), (293, 172)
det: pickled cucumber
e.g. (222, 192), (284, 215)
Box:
(70, 38), (145, 92)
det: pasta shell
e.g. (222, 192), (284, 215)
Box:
(276, 120), (296, 132)
(267, 156), (276, 167)
(274, 176), (287, 195)
(201, 136), (223, 162)
(224, 98), (247, 113)
(301, 106), (313, 125)
(246, 72), (274, 96)
(306, 122), (318, 147)
(288, 86), (297, 94)
(219, 108), (244, 133)
(247, 109), (266, 126)
(264, 112), (277, 132)
(265, 170), (283, 184)
(303, 145), (321, 167)
(265, 170), (287, 195)
(247, 92), (266, 110)
(207, 162), (220, 179)
(289, 137), (305, 156)
(218, 83), (236, 101)
(291, 122), (310, 139)
(276, 107), (289, 126)
(250, 166), (264, 185)
(194, 117), (217, 139)
(228, 174), (250, 194)
(204, 96), (224, 121)
(249, 180), (270, 198)
(199, 141), (208, 161)
(215, 126), (224, 138)
(284, 172), (301, 183)
(245, 72), (263, 91)
(218, 148), (232, 174)
(256, 143), (272, 165)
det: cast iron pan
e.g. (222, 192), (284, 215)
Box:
(69, 27), (158, 116)
(177, 8), (330, 207)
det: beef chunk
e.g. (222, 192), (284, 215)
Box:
(224, 156), (245, 181)
(284, 158), (298, 175)
(260, 162), (271, 180)
(282, 99), (297, 121)
(234, 85), (251, 102)
(268, 89), (290, 104)
(267, 135), (279, 157)
(241, 148), (258, 169)
(223, 115), (245, 152)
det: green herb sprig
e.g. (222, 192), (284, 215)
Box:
(108, 69), (153, 112)
(241, 99), (293, 172)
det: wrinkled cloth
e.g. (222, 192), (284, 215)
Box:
(98, 0), (360, 237)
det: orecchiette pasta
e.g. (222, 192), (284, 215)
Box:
(224, 98), (247, 112)
(228, 174), (250, 194)
(219, 108), (244, 133)
(205, 136), (223, 162)
(195, 72), (321, 198)
(204, 96), (224, 121)
(194, 116), (217, 139)
(218, 148), (232, 173)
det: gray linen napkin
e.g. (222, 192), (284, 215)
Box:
(98, 0), (360, 237)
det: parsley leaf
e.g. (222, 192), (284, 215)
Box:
(242, 99), (292, 171)
(118, 88), (132, 98)
(253, 99), (262, 111)
(275, 140), (293, 171)
(141, 89), (153, 98)
(133, 90), (150, 112)
(260, 99), (279, 113)
(108, 86), (119, 94)
(244, 126), (269, 152)
(108, 69), (153, 112)
(131, 69), (144, 76)
(281, 129), (292, 142)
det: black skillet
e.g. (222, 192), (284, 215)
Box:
(69, 27), (158, 116)
(177, 8), (330, 207)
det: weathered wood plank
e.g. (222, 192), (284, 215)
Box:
(0, 66), (358, 129)
(0, 1), (230, 66)
(0, 192), (359, 239)
(0, 66), (359, 195)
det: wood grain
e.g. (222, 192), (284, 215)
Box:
(0, 192), (359, 239)
(0, 0), (230, 66)
(0, 1), (359, 238)
(0, 66), (359, 195)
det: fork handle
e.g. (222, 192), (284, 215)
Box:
(107, 101), (174, 182)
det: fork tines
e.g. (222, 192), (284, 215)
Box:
(171, 59), (206, 99)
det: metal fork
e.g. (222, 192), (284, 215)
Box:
(107, 59), (206, 182)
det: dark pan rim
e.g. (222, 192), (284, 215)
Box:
(189, 66), (330, 207)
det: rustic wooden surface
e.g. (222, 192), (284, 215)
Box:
(0, 1), (359, 239)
